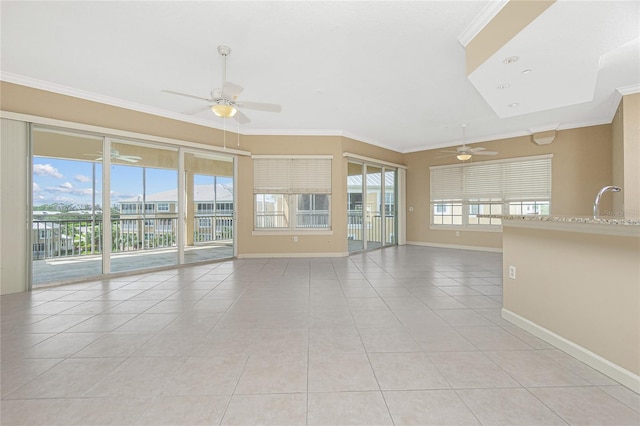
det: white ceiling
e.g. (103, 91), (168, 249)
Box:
(1, 1), (638, 153)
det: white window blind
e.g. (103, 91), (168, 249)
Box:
(503, 157), (551, 200)
(430, 166), (463, 201)
(253, 157), (332, 194)
(430, 155), (552, 202)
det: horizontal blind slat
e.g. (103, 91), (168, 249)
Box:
(430, 166), (463, 200)
(430, 157), (551, 202)
(254, 157), (332, 194)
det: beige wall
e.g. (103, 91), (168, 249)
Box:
(0, 82), (404, 266)
(0, 80), (631, 277)
(622, 93), (640, 218)
(404, 125), (613, 250)
(503, 225), (640, 378)
(1, 83), (229, 149)
(236, 134), (347, 256)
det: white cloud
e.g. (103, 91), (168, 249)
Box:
(74, 174), (91, 183)
(46, 184), (72, 193)
(33, 164), (63, 179)
(33, 182), (42, 192)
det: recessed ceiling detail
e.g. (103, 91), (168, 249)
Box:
(466, 1), (640, 119)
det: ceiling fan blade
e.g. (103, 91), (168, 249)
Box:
(162, 90), (214, 102)
(470, 147), (487, 152)
(233, 110), (251, 124)
(221, 82), (244, 99)
(117, 157), (140, 163)
(435, 154), (457, 159)
(182, 105), (212, 115)
(440, 150), (459, 154)
(473, 151), (498, 156)
(235, 100), (282, 112)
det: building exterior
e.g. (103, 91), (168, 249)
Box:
(117, 184), (234, 248)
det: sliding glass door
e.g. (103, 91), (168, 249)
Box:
(109, 140), (179, 273)
(30, 125), (236, 287)
(31, 128), (105, 285)
(347, 162), (364, 252)
(347, 161), (397, 253)
(384, 168), (397, 245)
(366, 165), (383, 250)
(184, 151), (235, 264)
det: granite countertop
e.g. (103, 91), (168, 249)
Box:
(477, 214), (640, 226)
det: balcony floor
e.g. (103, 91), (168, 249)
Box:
(33, 244), (233, 288)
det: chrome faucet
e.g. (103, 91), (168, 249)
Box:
(593, 185), (622, 218)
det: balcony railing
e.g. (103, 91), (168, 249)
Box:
(32, 214), (234, 260)
(194, 214), (233, 242)
(347, 211), (396, 244)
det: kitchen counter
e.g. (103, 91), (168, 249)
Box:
(478, 214), (640, 237)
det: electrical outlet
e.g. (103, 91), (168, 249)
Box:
(508, 265), (517, 280)
(455, 231), (460, 237)
(409, 206), (414, 212)
(293, 236), (298, 243)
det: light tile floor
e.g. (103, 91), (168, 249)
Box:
(2, 245), (639, 425)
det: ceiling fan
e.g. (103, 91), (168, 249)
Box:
(162, 45), (281, 124)
(439, 124), (498, 161)
(85, 150), (142, 163)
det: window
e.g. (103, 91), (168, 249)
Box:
(297, 194), (330, 228)
(216, 202), (234, 214)
(120, 203), (138, 214)
(509, 200), (550, 215)
(197, 202), (214, 214)
(144, 203), (155, 214)
(157, 203), (170, 212)
(255, 194), (289, 228)
(253, 156), (332, 230)
(430, 155), (552, 229)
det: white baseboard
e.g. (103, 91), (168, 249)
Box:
(406, 241), (503, 253)
(237, 252), (349, 259)
(502, 308), (640, 394)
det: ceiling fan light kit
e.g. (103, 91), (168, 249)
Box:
(456, 153), (472, 161)
(211, 103), (237, 118)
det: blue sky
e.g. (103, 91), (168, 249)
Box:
(33, 157), (232, 207)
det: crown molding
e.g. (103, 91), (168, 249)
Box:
(457, 0), (509, 46)
(240, 128), (343, 137)
(617, 83), (640, 96)
(403, 116), (616, 154)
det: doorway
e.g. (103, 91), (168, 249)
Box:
(347, 161), (397, 253)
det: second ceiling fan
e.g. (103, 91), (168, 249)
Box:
(439, 124), (498, 161)
(163, 45), (281, 124)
